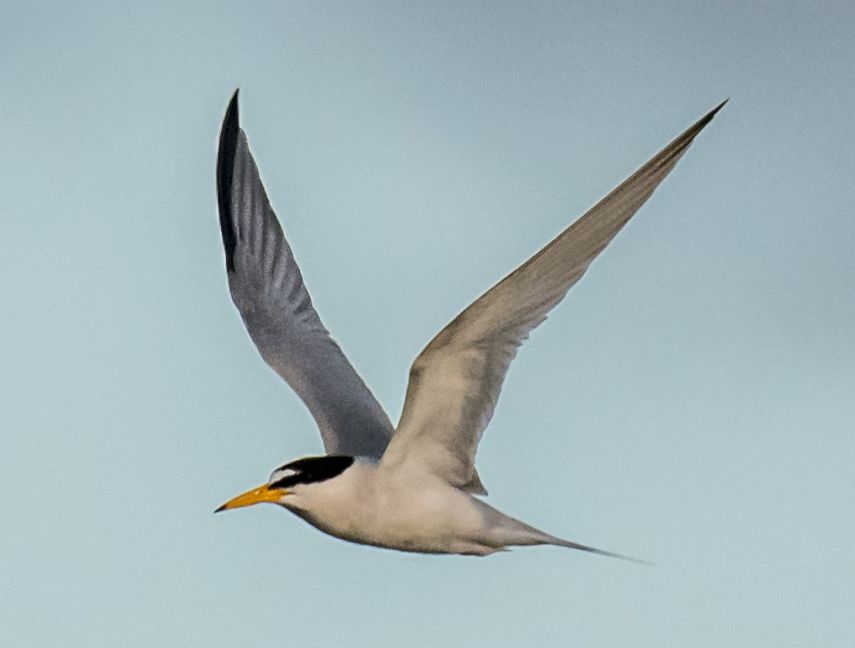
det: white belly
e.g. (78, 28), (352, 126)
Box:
(283, 461), (502, 555)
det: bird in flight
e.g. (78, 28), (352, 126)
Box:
(214, 91), (724, 557)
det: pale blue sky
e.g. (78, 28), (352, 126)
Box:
(2, 2), (854, 646)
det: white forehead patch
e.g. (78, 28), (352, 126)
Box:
(269, 467), (298, 484)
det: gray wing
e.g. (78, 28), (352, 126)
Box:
(380, 102), (726, 492)
(216, 91), (394, 458)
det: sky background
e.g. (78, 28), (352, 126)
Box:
(2, 2), (854, 646)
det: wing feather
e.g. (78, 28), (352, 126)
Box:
(217, 91), (394, 458)
(381, 102), (726, 490)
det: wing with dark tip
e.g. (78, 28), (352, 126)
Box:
(216, 91), (394, 458)
(381, 102), (726, 492)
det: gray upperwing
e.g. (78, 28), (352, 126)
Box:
(216, 91), (394, 458)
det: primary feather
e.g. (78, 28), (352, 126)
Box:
(216, 91), (394, 459)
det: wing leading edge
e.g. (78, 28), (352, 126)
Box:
(381, 101), (726, 492)
(216, 91), (394, 459)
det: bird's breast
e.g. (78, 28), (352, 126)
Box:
(289, 464), (488, 553)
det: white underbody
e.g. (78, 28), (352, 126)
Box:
(279, 459), (563, 556)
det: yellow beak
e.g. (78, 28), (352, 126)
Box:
(214, 484), (286, 513)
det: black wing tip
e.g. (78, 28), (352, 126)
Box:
(226, 88), (240, 122)
(217, 90), (241, 272)
(695, 98), (729, 131)
(707, 97), (729, 120)
(219, 88), (241, 157)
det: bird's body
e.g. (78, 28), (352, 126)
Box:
(214, 91), (724, 558)
(278, 458), (566, 556)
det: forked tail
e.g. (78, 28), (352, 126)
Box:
(544, 534), (651, 564)
(482, 501), (650, 562)
(497, 512), (650, 563)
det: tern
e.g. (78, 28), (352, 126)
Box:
(214, 91), (724, 557)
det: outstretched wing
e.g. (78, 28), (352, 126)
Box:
(216, 91), (394, 458)
(381, 102), (726, 492)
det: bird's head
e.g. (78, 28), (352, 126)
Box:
(215, 455), (355, 513)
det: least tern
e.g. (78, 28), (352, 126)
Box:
(215, 91), (724, 557)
